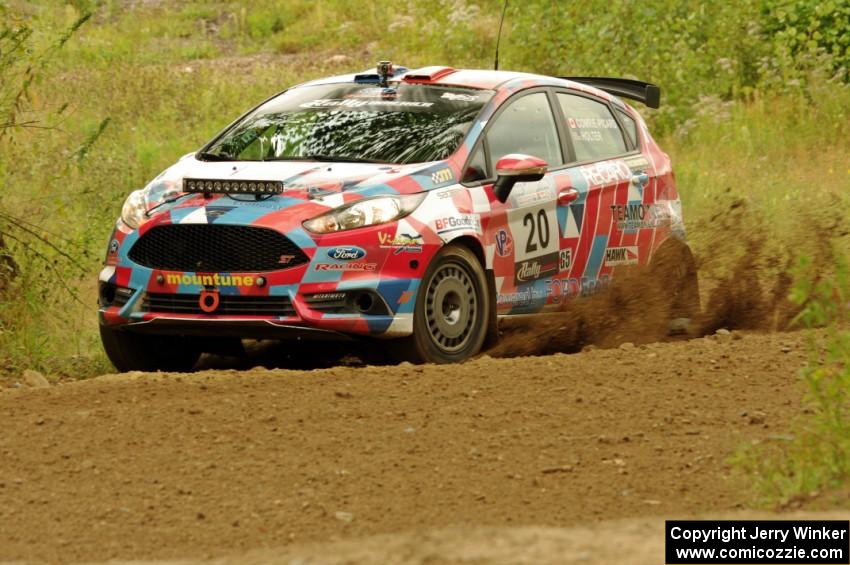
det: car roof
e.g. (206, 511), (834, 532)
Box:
(296, 66), (617, 103)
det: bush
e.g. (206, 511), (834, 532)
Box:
(761, 0), (850, 84)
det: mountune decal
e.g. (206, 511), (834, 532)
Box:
(165, 273), (257, 287)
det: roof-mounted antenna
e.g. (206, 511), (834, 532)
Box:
(493, 0), (509, 71)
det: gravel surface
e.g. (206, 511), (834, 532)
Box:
(0, 330), (827, 562)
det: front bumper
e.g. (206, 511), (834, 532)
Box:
(98, 225), (433, 339)
(98, 266), (423, 339)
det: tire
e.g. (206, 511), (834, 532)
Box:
(650, 238), (700, 333)
(398, 244), (490, 364)
(99, 325), (202, 372)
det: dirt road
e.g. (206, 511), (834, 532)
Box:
(0, 330), (816, 563)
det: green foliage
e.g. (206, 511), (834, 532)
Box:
(761, 0), (850, 83)
(126, 0), (845, 134)
(736, 253), (850, 503)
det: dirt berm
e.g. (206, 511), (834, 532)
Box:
(91, 510), (850, 565)
(0, 330), (843, 563)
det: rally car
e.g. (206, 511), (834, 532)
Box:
(98, 62), (698, 371)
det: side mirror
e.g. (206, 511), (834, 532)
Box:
(493, 154), (548, 203)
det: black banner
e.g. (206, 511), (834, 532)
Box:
(666, 520), (849, 564)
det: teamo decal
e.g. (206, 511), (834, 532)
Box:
(327, 247), (367, 261)
(610, 203), (666, 230)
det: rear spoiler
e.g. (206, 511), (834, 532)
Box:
(559, 77), (661, 109)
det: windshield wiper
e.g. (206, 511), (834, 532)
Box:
(196, 151), (232, 161)
(264, 154), (390, 164)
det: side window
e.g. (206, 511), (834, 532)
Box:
(557, 93), (627, 162)
(618, 109), (639, 149)
(486, 92), (563, 169)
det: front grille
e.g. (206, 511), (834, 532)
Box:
(128, 224), (309, 272)
(143, 293), (296, 317)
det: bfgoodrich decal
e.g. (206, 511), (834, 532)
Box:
(434, 215), (481, 234)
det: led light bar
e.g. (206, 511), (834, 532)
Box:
(183, 178), (284, 195)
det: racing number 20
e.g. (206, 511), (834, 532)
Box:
(523, 210), (550, 253)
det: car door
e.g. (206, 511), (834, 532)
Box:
(549, 90), (648, 302)
(464, 89), (567, 313)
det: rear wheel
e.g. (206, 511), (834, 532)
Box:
(99, 325), (202, 372)
(399, 244), (490, 364)
(650, 238), (700, 334)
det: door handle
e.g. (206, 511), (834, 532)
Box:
(631, 173), (649, 186)
(557, 188), (579, 205)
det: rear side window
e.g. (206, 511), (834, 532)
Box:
(618, 109), (639, 148)
(557, 93), (627, 162)
(487, 92), (563, 168)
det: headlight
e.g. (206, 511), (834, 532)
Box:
(120, 189), (148, 229)
(303, 194), (425, 234)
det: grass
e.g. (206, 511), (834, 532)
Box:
(734, 254), (850, 505)
(670, 85), (850, 301)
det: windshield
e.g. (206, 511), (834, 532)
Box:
(202, 83), (494, 164)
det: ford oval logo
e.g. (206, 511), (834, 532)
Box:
(327, 246), (366, 261)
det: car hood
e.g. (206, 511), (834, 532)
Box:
(141, 154), (455, 212)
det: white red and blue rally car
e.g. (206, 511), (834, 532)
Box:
(98, 62), (698, 371)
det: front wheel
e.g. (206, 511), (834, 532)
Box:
(100, 325), (202, 372)
(398, 244), (490, 364)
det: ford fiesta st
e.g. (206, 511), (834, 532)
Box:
(98, 62), (698, 371)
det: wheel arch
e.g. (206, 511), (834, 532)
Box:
(649, 235), (700, 318)
(447, 235), (486, 267)
(649, 235), (696, 270)
(444, 235), (499, 347)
